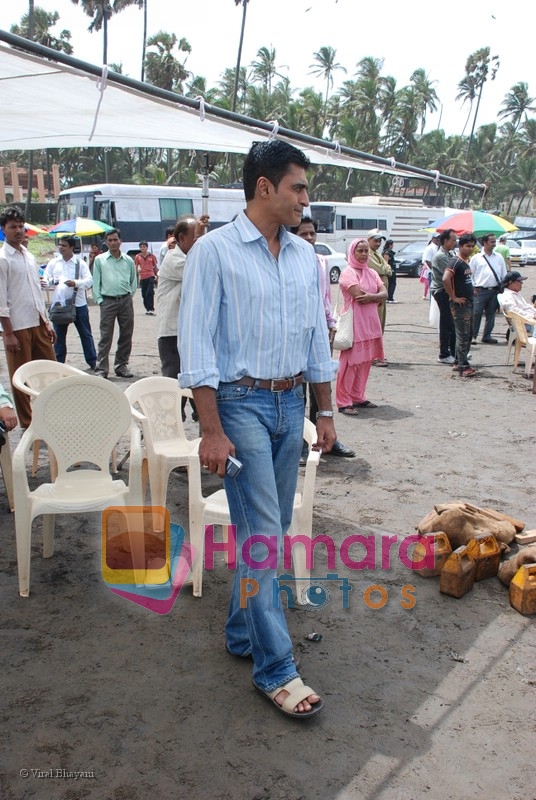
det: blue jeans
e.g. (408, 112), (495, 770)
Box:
(53, 303), (97, 368)
(217, 381), (304, 693)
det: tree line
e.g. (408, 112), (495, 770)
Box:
(5, 2), (536, 215)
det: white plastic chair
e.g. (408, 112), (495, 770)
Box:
(187, 418), (321, 602)
(13, 374), (144, 597)
(506, 311), (536, 377)
(124, 377), (201, 508)
(498, 300), (517, 365)
(12, 360), (117, 475)
(0, 432), (14, 512)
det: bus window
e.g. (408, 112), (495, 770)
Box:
(335, 215), (346, 231)
(310, 206), (334, 233)
(379, 219), (387, 231)
(159, 198), (194, 220)
(95, 200), (112, 225)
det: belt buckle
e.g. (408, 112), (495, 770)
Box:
(270, 378), (289, 392)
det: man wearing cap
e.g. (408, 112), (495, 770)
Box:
(498, 271), (536, 328)
(495, 236), (511, 269)
(367, 228), (391, 365)
(470, 233), (507, 344)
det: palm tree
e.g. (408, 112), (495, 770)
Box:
(410, 68), (439, 135)
(144, 32), (191, 92)
(140, 0), (147, 81)
(70, 1), (143, 64)
(251, 46), (277, 93)
(309, 46), (346, 114)
(11, 6), (73, 54)
(456, 75), (478, 136)
(498, 82), (536, 133)
(460, 48), (500, 157)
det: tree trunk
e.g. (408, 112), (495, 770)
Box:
(141, 0), (147, 82)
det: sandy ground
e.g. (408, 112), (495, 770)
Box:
(1, 276), (535, 800)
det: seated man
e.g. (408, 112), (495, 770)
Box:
(498, 271), (536, 332)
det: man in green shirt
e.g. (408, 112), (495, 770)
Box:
(494, 235), (511, 269)
(92, 228), (137, 379)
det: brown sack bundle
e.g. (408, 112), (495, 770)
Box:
(416, 502), (519, 549)
(497, 544), (536, 586)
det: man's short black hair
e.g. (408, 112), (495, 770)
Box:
(0, 206), (25, 227)
(164, 226), (174, 238)
(105, 227), (121, 240)
(139, 240), (148, 247)
(289, 216), (318, 235)
(458, 233), (476, 247)
(439, 229), (455, 247)
(481, 233), (495, 245)
(242, 140), (310, 201)
(58, 235), (77, 249)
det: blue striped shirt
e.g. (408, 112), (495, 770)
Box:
(178, 211), (337, 389)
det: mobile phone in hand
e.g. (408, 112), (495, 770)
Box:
(225, 455), (243, 478)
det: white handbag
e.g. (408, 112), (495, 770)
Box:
(333, 284), (353, 350)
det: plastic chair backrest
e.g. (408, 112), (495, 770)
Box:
(29, 375), (132, 473)
(125, 377), (192, 445)
(507, 311), (529, 345)
(12, 360), (86, 398)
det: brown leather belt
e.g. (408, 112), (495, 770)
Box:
(232, 374), (303, 392)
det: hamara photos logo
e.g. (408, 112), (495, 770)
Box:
(102, 509), (433, 614)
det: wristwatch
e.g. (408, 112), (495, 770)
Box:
(316, 410), (334, 419)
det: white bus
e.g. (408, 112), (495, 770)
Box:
(308, 196), (452, 253)
(56, 183), (246, 255)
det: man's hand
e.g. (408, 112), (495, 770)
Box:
(3, 332), (21, 354)
(195, 215), (210, 238)
(45, 323), (57, 343)
(453, 296), (467, 305)
(199, 431), (235, 478)
(314, 417), (337, 454)
(0, 405), (17, 431)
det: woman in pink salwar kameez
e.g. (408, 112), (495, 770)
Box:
(336, 238), (388, 416)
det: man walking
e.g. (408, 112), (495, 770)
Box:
(0, 207), (56, 428)
(43, 235), (97, 370)
(179, 140), (336, 718)
(470, 233), (507, 344)
(431, 229), (457, 364)
(92, 228), (137, 379)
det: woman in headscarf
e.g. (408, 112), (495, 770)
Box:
(336, 238), (387, 415)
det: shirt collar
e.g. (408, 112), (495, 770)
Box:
(234, 210), (294, 250)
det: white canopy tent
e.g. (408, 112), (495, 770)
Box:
(0, 31), (485, 193)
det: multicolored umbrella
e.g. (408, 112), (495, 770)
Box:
(429, 211), (518, 238)
(47, 217), (115, 237)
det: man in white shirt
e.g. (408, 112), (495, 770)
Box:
(469, 233), (507, 344)
(156, 213), (209, 420)
(43, 236), (97, 370)
(0, 207), (56, 428)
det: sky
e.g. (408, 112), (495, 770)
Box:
(5, 0), (531, 139)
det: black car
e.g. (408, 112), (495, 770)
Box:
(394, 240), (428, 277)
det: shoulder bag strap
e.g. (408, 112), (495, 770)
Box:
(482, 254), (501, 287)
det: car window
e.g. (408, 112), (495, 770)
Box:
(506, 240), (520, 248)
(399, 241), (428, 255)
(314, 244), (330, 255)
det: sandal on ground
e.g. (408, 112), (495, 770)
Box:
(461, 367), (477, 378)
(338, 406), (360, 416)
(372, 359), (388, 367)
(352, 400), (378, 408)
(226, 646), (301, 671)
(252, 677), (324, 719)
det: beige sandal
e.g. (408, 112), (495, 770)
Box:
(253, 677), (324, 718)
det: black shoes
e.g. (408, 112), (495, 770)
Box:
(326, 440), (356, 458)
(115, 367), (134, 378)
(482, 338), (498, 344)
